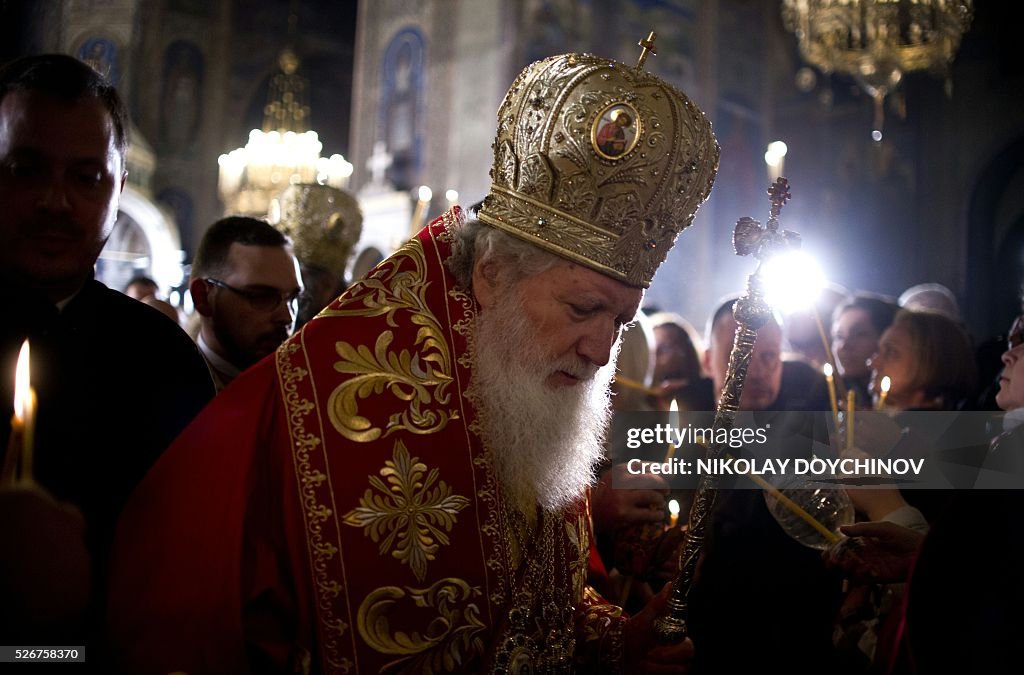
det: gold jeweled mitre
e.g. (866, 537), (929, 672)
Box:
(478, 46), (719, 288)
(274, 183), (364, 279)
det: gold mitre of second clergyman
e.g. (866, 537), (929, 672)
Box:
(478, 47), (719, 288)
(273, 183), (363, 279)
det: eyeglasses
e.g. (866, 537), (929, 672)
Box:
(205, 278), (305, 313)
(1009, 315), (1024, 350)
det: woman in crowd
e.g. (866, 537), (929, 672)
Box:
(831, 293), (899, 406)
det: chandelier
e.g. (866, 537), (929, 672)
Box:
(782, 0), (973, 139)
(218, 48), (353, 216)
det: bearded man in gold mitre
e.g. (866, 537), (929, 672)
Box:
(107, 45), (718, 674)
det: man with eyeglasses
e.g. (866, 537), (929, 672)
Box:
(189, 216), (303, 390)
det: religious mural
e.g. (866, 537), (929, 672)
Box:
(378, 27), (425, 191)
(522, 0), (591, 66)
(519, 0), (696, 96)
(77, 36), (120, 86)
(160, 40), (204, 155)
(615, 0), (697, 94)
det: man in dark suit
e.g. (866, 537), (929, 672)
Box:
(0, 54), (214, 658)
(688, 297), (842, 674)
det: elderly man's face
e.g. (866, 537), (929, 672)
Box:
(704, 313), (783, 410)
(472, 257), (640, 510)
(474, 260), (642, 388)
(0, 91), (125, 301)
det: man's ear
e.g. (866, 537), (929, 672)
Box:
(701, 347), (712, 376)
(472, 258), (501, 310)
(190, 277), (214, 317)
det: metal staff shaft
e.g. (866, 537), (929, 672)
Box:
(653, 274), (770, 642)
(654, 177), (797, 643)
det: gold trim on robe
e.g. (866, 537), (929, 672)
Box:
(276, 208), (626, 673)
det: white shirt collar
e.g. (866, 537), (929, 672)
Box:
(197, 332), (242, 379)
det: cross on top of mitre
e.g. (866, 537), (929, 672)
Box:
(637, 31), (657, 69)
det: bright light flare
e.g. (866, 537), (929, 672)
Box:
(764, 140), (788, 167)
(761, 250), (826, 314)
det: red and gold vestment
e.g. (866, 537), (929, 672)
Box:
(109, 208), (625, 674)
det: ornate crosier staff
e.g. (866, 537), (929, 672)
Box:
(655, 177), (801, 642)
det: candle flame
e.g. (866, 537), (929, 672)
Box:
(668, 499), (680, 516)
(823, 362), (833, 378)
(881, 375), (891, 393)
(669, 399), (678, 415)
(13, 340), (30, 422)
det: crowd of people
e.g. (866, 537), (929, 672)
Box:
(1, 46), (1021, 675)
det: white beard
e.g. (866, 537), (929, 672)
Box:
(471, 285), (618, 513)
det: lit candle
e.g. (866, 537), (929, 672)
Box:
(846, 389), (856, 450)
(668, 498), (680, 529)
(823, 363), (840, 430)
(5, 340), (36, 485)
(445, 188), (459, 211)
(409, 185), (433, 236)
(664, 399), (679, 462)
(876, 375), (891, 411)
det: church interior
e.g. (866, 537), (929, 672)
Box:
(5, 2), (1024, 672)
(4, 0), (1022, 337)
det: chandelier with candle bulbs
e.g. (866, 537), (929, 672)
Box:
(218, 48), (353, 216)
(781, 0), (973, 139)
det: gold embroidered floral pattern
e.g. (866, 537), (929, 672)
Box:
(322, 238), (457, 442)
(357, 578), (486, 673)
(566, 514), (589, 601)
(343, 440), (470, 582)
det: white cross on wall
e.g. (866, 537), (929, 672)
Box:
(366, 140), (393, 185)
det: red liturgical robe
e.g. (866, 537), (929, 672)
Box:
(108, 208), (626, 674)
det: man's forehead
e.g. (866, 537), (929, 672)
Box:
(0, 90), (118, 156)
(554, 262), (644, 314)
(226, 243), (298, 278)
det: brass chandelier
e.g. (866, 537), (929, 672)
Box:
(782, 0), (974, 139)
(217, 49), (352, 216)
